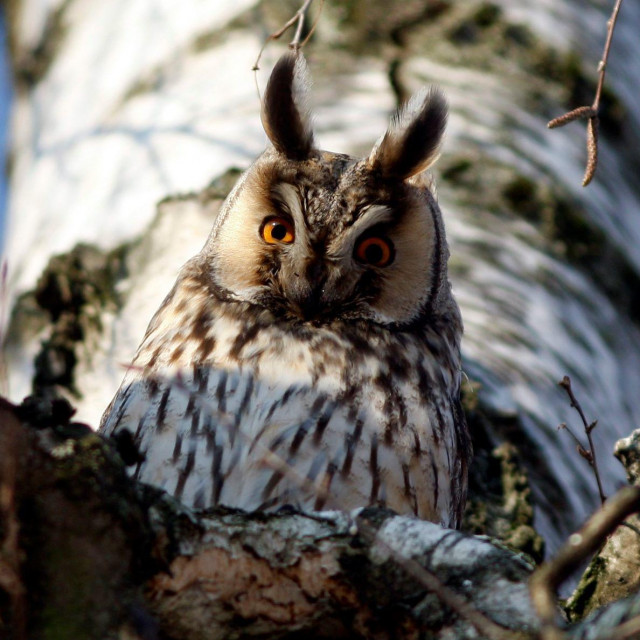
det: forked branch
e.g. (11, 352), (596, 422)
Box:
(557, 375), (607, 505)
(530, 486), (640, 640)
(252, 0), (324, 73)
(547, 0), (624, 186)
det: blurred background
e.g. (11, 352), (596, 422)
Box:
(0, 10), (11, 249)
(1, 0), (640, 564)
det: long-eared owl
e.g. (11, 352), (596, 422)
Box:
(100, 52), (471, 528)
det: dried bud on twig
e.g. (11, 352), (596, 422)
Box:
(547, 106), (596, 129)
(583, 116), (599, 186)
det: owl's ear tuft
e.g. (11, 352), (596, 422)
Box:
(369, 87), (448, 180)
(261, 52), (315, 160)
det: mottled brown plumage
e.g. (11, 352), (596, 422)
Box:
(100, 52), (470, 527)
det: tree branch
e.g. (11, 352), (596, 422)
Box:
(530, 486), (640, 640)
(558, 376), (607, 505)
(546, 0), (624, 186)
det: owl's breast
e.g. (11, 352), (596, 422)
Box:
(101, 302), (468, 527)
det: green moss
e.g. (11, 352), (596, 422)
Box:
(8, 242), (133, 400)
(472, 3), (502, 28)
(462, 382), (545, 563)
(205, 167), (244, 199)
(564, 556), (607, 622)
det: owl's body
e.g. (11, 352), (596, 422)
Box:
(101, 54), (470, 527)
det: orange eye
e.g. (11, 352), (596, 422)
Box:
(261, 217), (295, 244)
(355, 236), (394, 267)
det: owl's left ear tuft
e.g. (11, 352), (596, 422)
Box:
(261, 52), (315, 160)
(369, 87), (448, 180)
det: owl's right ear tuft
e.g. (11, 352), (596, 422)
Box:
(261, 52), (315, 160)
(369, 87), (448, 180)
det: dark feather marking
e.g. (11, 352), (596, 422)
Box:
(402, 462), (418, 515)
(341, 417), (364, 477)
(430, 451), (439, 513)
(134, 416), (146, 440)
(112, 383), (134, 426)
(314, 462), (337, 511)
(249, 388), (298, 454)
(432, 403), (446, 444)
(262, 385), (297, 428)
(313, 400), (336, 445)
(157, 387), (171, 429)
(375, 370), (407, 444)
(133, 455), (145, 481)
(307, 453), (325, 482)
(197, 336), (216, 361)
(369, 434), (380, 502)
(170, 344), (185, 365)
(417, 365), (431, 404)
(193, 365), (209, 394)
(185, 394), (196, 417)
(289, 395), (327, 456)
(412, 427), (422, 456)
(237, 374), (255, 422)
(263, 469), (284, 498)
(147, 377), (160, 399)
(172, 433), (183, 463)
(190, 307), (212, 341)
(289, 421), (311, 456)
(174, 448), (196, 499)
(229, 322), (261, 361)
(147, 345), (163, 370)
(191, 408), (201, 435)
(205, 420), (215, 454)
(211, 442), (224, 505)
(215, 371), (228, 413)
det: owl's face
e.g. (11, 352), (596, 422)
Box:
(204, 54), (450, 328)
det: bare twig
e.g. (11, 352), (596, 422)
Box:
(252, 0), (324, 73)
(530, 486), (640, 640)
(546, 0), (624, 186)
(558, 376), (607, 505)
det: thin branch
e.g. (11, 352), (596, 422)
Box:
(252, 0), (324, 74)
(557, 422), (592, 463)
(592, 0), (623, 113)
(530, 486), (640, 640)
(546, 0), (624, 186)
(558, 376), (607, 505)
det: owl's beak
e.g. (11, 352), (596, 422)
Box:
(288, 259), (328, 321)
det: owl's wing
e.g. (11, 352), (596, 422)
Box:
(101, 362), (465, 527)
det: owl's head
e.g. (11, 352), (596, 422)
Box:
(203, 52), (453, 328)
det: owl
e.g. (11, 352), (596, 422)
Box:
(100, 52), (471, 528)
